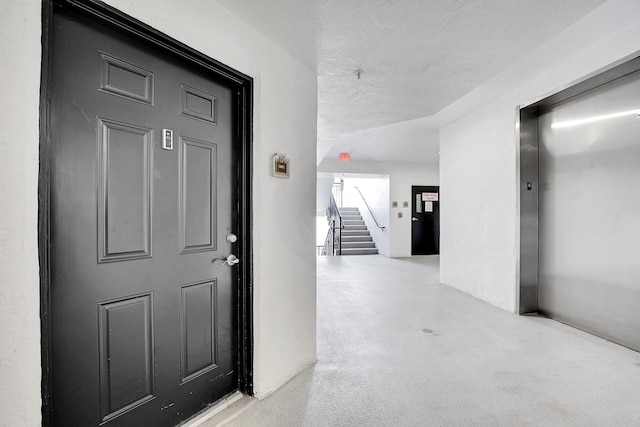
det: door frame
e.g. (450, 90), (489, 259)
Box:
(39, 0), (254, 424)
(410, 185), (440, 256)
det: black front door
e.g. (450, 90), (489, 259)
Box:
(49, 6), (241, 426)
(411, 186), (440, 255)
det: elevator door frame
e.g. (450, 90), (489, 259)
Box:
(518, 52), (640, 315)
(39, 0), (254, 424)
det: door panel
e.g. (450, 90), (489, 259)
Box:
(180, 137), (217, 252)
(97, 118), (154, 261)
(180, 281), (217, 382)
(411, 186), (440, 255)
(50, 7), (237, 426)
(98, 294), (155, 421)
(538, 69), (640, 352)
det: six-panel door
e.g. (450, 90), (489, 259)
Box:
(50, 8), (238, 426)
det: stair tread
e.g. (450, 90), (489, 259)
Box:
(330, 207), (377, 256)
(342, 236), (373, 242)
(340, 248), (379, 255)
(341, 242), (376, 248)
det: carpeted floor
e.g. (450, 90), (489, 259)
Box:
(200, 255), (640, 426)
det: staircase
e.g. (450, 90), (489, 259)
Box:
(339, 207), (378, 255)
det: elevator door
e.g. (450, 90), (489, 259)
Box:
(538, 70), (640, 352)
(50, 7), (238, 426)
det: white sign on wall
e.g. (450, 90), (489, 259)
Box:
(422, 192), (438, 202)
(425, 201), (433, 212)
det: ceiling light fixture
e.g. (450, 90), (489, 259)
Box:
(354, 70), (364, 79)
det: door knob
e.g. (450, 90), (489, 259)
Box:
(212, 254), (240, 266)
(223, 254), (240, 266)
(412, 217), (418, 222)
(226, 233), (238, 243)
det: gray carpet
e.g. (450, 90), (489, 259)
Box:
(205, 255), (640, 426)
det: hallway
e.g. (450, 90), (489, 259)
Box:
(202, 255), (640, 426)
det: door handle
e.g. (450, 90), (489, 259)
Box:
(223, 254), (239, 266)
(412, 217), (419, 222)
(213, 254), (240, 266)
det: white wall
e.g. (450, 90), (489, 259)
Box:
(440, 107), (518, 310)
(439, 0), (640, 312)
(0, 0), (317, 423)
(316, 174), (335, 216)
(319, 160), (439, 257)
(0, 2), (42, 426)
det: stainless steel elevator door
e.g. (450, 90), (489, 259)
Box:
(538, 70), (640, 352)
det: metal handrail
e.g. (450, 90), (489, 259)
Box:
(353, 186), (386, 230)
(321, 227), (332, 255)
(324, 193), (343, 255)
(321, 220), (342, 256)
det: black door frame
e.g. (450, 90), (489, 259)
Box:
(411, 185), (440, 255)
(39, 0), (253, 424)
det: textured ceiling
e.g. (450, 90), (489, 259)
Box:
(215, 0), (607, 163)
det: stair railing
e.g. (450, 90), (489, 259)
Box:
(353, 186), (386, 230)
(323, 193), (343, 255)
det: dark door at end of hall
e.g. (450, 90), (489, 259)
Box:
(411, 186), (440, 255)
(49, 6), (239, 426)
